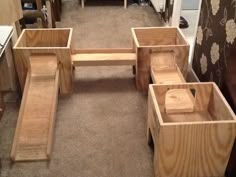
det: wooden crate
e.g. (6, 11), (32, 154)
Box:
(132, 27), (189, 92)
(147, 82), (236, 177)
(13, 28), (73, 95)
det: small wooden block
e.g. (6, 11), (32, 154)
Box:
(165, 89), (195, 114)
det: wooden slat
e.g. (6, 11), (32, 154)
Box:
(71, 48), (134, 54)
(72, 53), (136, 66)
(13, 28), (73, 95)
(151, 68), (195, 114)
(11, 55), (59, 161)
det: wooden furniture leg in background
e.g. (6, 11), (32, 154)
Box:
(80, 0), (85, 8)
(79, 0), (126, 8)
(0, 92), (4, 120)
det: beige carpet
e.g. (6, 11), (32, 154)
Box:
(0, 1), (162, 176)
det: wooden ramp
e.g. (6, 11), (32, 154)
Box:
(11, 55), (59, 161)
(71, 48), (136, 66)
(150, 51), (195, 114)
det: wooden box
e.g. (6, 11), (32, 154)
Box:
(13, 28), (73, 94)
(132, 27), (189, 92)
(147, 82), (236, 177)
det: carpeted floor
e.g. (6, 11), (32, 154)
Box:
(56, 0), (162, 48)
(0, 1), (162, 176)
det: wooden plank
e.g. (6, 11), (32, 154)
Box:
(136, 47), (151, 92)
(208, 83), (236, 121)
(71, 48), (134, 54)
(151, 66), (195, 114)
(24, 29), (71, 48)
(150, 46), (189, 78)
(11, 55), (59, 161)
(46, 0), (53, 28)
(132, 27), (177, 47)
(156, 122), (236, 177)
(30, 54), (58, 76)
(176, 28), (188, 45)
(72, 53), (136, 66)
(124, 0), (127, 8)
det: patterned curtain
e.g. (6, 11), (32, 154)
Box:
(193, 0), (236, 89)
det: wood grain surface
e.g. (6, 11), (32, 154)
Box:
(11, 55), (59, 161)
(147, 83), (236, 177)
(72, 53), (136, 66)
(14, 28), (73, 94)
(132, 27), (189, 92)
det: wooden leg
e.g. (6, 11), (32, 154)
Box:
(81, 0), (84, 8)
(0, 92), (4, 120)
(124, 0), (127, 8)
(46, 0), (53, 28)
(132, 65), (136, 75)
(136, 48), (151, 92)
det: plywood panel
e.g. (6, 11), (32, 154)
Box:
(72, 53), (136, 66)
(14, 28), (73, 94)
(148, 83), (236, 177)
(156, 122), (236, 177)
(11, 55), (59, 161)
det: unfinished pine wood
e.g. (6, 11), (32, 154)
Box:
(11, 55), (59, 161)
(71, 48), (134, 54)
(80, 0), (127, 8)
(132, 27), (178, 47)
(151, 51), (176, 70)
(135, 48), (151, 91)
(165, 89), (195, 114)
(72, 53), (136, 66)
(151, 68), (185, 84)
(132, 27), (189, 92)
(147, 83), (236, 177)
(13, 28), (73, 95)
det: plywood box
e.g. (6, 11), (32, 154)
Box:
(147, 82), (236, 177)
(13, 28), (73, 94)
(132, 27), (189, 92)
